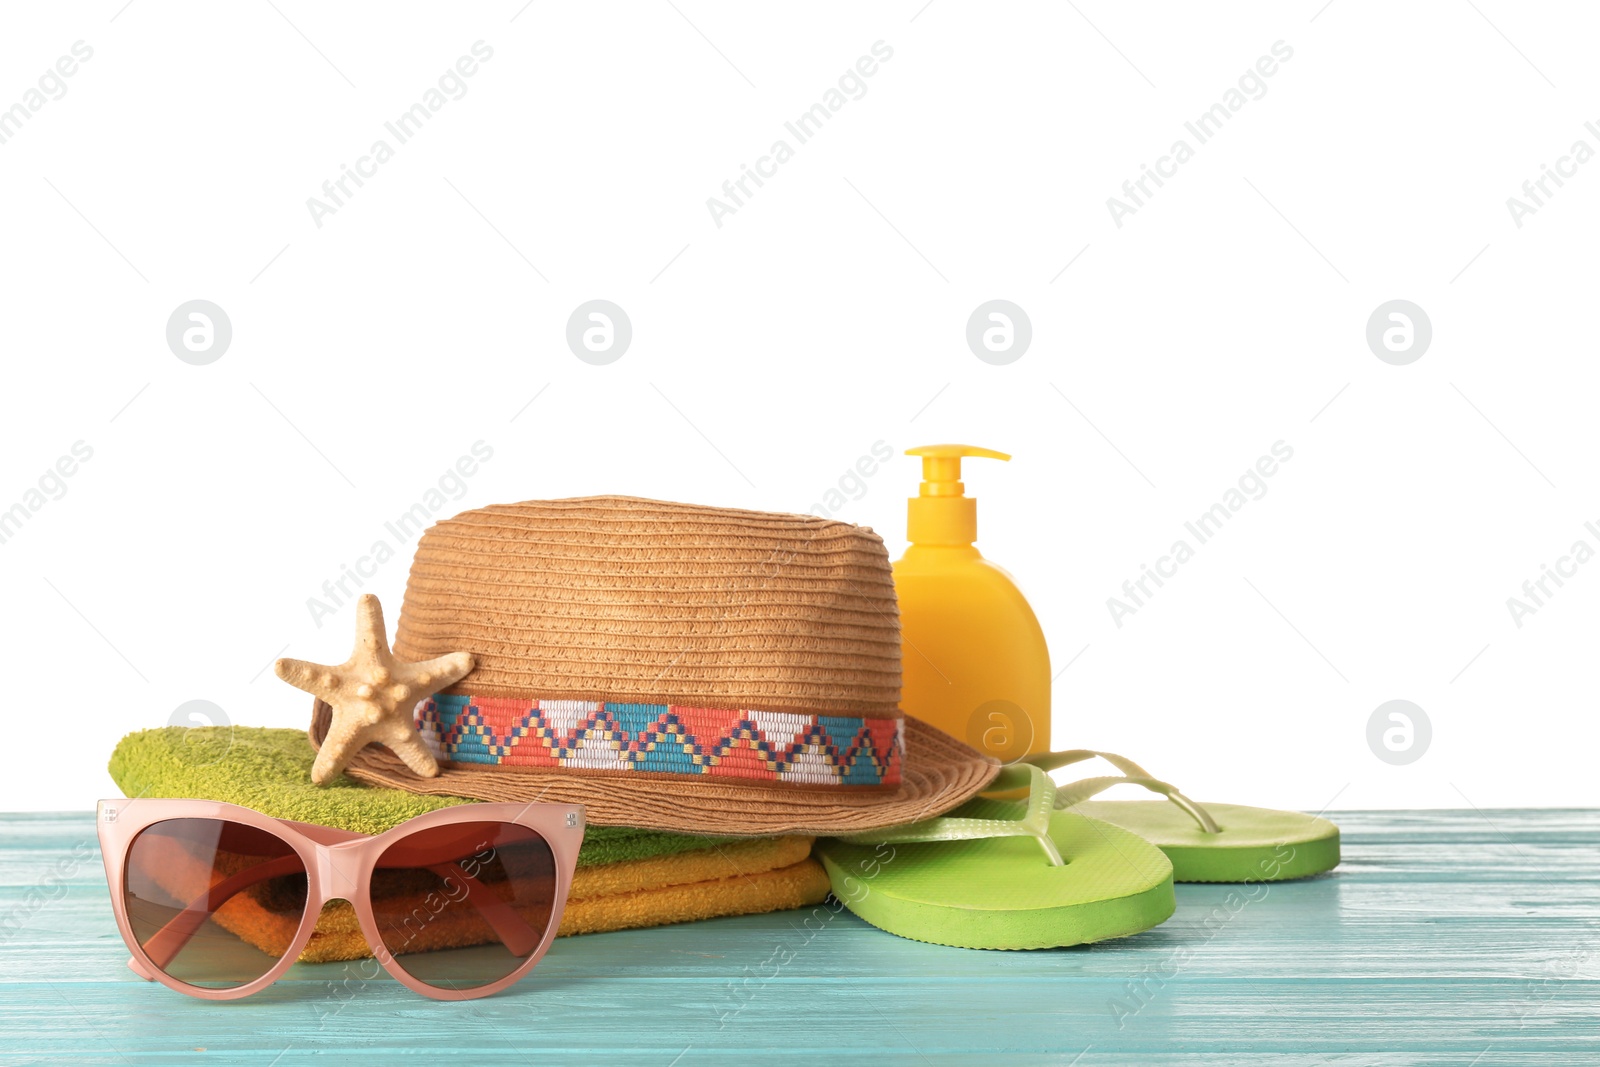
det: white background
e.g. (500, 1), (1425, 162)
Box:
(2, 1), (1595, 814)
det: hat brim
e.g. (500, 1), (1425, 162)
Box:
(309, 700), (999, 836)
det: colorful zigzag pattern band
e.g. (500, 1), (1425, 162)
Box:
(415, 694), (903, 787)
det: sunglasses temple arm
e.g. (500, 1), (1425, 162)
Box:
(428, 863), (541, 957)
(138, 858), (541, 971)
(139, 854), (308, 970)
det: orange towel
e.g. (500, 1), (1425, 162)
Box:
(139, 835), (828, 963)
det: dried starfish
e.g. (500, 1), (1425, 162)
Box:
(275, 593), (473, 786)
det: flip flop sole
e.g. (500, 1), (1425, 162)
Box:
(817, 804), (1175, 950)
(1071, 801), (1340, 883)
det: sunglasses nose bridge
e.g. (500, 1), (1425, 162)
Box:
(315, 842), (366, 902)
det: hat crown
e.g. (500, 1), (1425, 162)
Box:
(393, 495), (903, 717)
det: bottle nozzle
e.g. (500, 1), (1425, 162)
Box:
(905, 444), (1009, 544)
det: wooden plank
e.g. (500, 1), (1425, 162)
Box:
(1, 809), (1596, 1064)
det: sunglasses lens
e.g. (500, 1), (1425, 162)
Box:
(370, 821), (558, 990)
(123, 818), (309, 989)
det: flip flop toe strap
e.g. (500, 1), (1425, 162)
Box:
(831, 763), (1065, 866)
(1023, 751), (1222, 835)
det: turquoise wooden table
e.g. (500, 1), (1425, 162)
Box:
(2, 809), (1596, 1064)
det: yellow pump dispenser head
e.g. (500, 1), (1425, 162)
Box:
(905, 444), (1010, 545)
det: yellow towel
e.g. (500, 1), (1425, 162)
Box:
(562, 856), (831, 938)
(142, 835), (828, 963)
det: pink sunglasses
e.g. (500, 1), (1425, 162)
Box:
(96, 798), (584, 1000)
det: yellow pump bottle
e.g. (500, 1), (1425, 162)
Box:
(892, 445), (1051, 763)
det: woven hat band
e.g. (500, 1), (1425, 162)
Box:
(416, 692), (904, 788)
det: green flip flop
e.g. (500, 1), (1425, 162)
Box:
(1028, 750), (1341, 884)
(815, 763), (1175, 950)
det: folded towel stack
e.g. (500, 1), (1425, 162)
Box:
(107, 727), (829, 961)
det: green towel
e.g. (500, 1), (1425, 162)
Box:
(107, 727), (730, 868)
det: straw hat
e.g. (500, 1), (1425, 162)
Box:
(309, 496), (998, 835)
